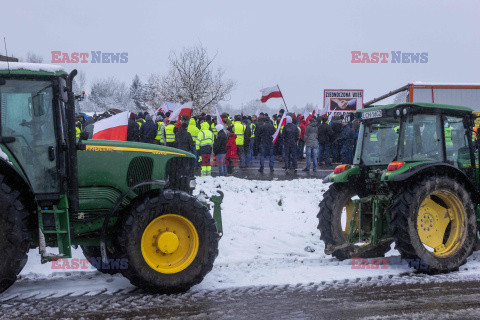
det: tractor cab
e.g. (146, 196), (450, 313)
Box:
(348, 103), (477, 187)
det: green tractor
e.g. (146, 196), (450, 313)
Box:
(0, 62), (223, 294)
(319, 103), (479, 272)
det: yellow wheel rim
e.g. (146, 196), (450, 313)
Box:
(141, 214), (199, 274)
(417, 190), (466, 257)
(342, 198), (357, 238)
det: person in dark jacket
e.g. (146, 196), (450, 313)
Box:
(139, 114), (157, 143)
(337, 121), (356, 164)
(174, 122), (195, 152)
(213, 124), (228, 176)
(282, 116), (299, 171)
(127, 113), (139, 142)
(331, 115), (343, 162)
(84, 117), (95, 139)
(302, 116), (319, 171)
(256, 118), (276, 172)
(318, 116), (333, 166)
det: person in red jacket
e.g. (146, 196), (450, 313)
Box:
(225, 132), (237, 176)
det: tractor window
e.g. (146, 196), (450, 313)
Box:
(0, 79), (59, 194)
(398, 114), (443, 162)
(444, 116), (470, 170)
(356, 118), (400, 165)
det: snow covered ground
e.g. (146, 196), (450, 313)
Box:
(6, 177), (480, 298)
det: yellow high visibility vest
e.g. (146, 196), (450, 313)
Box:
(445, 126), (453, 146)
(155, 122), (165, 143)
(196, 128), (214, 150)
(250, 123), (256, 138)
(211, 122), (217, 136)
(165, 124), (176, 143)
(234, 122), (246, 146)
(75, 126), (81, 138)
(137, 119), (146, 129)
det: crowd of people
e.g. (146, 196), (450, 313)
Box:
(75, 108), (360, 176)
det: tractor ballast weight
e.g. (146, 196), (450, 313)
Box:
(0, 62), (222, 294)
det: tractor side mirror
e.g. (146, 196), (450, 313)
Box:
(31, 94), (46, 117)
(58, 77), (69, 103)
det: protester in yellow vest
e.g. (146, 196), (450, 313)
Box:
(196, 121), (214, 176)
(211, 120), (217, 136)
(155, 116), (166, 145)
(164, 121), (177, 147)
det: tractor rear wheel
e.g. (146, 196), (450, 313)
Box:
(0, 175), (31, 294)
(116, 190), (219, 294)
(80, 246), (119, 275)
(390, 176), (476, 273)
(318, 183), (392, 260)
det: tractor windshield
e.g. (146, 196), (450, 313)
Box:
(354, 117), (400, 166)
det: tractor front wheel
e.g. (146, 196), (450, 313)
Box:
(390, 176), (476, 272)
(0, 175), (31, 294)
(116, 190), (219, 294)
(318, 183), (392, 260)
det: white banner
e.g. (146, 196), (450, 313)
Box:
(323, 89), (363, 119)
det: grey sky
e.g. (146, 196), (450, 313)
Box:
(1, 0), (479, 111)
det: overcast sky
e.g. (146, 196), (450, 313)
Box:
(1, 0), (479, 111)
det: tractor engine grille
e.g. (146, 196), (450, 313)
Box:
(127, 157), (154, 194)
(165, 157), (195, 193)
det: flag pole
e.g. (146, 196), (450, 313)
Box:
(277, 84), (289, 112)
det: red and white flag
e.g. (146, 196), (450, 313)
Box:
(158, 101), (180, 114)
(167, 101), (193, 124)
(272, 112), (287, 145)
(303, 108), (310, 120)
(306, 109), (315, 124)
(92, 111), (129, 141)
(260, 85), (282, 103)
(215, 106), (225, 126)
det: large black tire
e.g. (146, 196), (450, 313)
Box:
(80, 245), (119, 275)
(0, 175), (32, 294)
(116, 189), (219, 294)
(390, 176), (476, 273)
(318, 184), (392, 260)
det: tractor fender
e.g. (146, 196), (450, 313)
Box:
(100, 180), (167, 262)
(389, 163), (479, 201)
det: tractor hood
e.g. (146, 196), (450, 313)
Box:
(83, 139), (194, 158)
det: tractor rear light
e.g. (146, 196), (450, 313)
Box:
(387, 161), (404, 171)
(334, 164), (349, 174)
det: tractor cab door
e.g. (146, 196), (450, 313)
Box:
(443, 115), (475, 182)
(0, 79), (60, 195)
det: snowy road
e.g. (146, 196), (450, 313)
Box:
(3, 177), (480, 318)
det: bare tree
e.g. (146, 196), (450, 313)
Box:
(89, 77), (133, 112)
(159, 45), (235, 115)
(72, 70), (87, 94)
(25, 51), (44, 63)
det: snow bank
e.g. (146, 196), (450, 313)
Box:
(0, 62), (65, 73)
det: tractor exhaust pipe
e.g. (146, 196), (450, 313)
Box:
(65, 69), (80, 213)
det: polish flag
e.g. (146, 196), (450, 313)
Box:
(260, 85), (282, 103)
(92, 111), (129, 141)
(158, 101), (180, 114)
(216, 106), (225, 126)
(303, 108), (310, 121)
(306, 109), (316, 125)
(167, 101), (193, 125)
(272, 112), (287, 145)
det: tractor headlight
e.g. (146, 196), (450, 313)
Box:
(402, 108), (408, 116)
(189, 178), (197, 189)
(396, 109), (401, 117)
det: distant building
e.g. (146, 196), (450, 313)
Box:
(0, 54), (18, 62)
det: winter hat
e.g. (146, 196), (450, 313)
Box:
(216, 124), (225, 133)
(286, 115), (292, 124)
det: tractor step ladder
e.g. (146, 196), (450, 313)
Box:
(37, 196), (72, 263)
